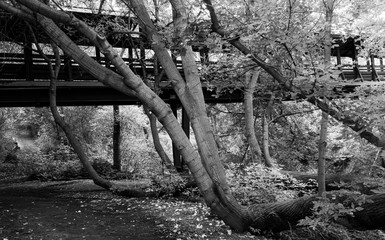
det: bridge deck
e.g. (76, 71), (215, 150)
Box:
(1, 51), (385, 106)
(0, 51), (246, 107)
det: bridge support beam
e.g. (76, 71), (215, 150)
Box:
(170, 101), (190, 172)
(113, 105), (121, 171)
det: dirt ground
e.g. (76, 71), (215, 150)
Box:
(0, 179), (258, 240)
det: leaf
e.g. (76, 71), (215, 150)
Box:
(355, 207), (364, 211)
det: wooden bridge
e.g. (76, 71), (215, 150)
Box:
(1, 10), (385, 108)
(2, 9), (385, 171)
(0, 10), (243, 107)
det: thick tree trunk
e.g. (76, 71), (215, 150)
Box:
(244, 70), (263, 165)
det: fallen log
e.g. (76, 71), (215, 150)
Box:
(247, 192), (385, 232)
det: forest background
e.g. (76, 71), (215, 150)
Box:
(1, 0), (385, 238)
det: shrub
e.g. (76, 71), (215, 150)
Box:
(14, 150), (84, 181)
(298, 191), (370, 230)
(226, 163), (316, 206)
(89, 157), (115, 178)
(150, 173), (187, 196)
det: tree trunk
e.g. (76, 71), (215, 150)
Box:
(317, 0), (334, 196)
(244, 70), (263, 165)
(146, 0), (173, 171)
(262, 114), (273, 167)
(42, 41), (113, 190)
(317, 111), (327, 195)
(262, 94), (274, 167)
(113, 105), (121, 171)
(247, 192), (385, 232)
(145, 107), (174, 170)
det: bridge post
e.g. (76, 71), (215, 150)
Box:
(181, 106), (190, 170)
(335, 46), (345, 80)
(113, 105), (121, 171)
(370, 55), (378, 81)
(95, 47), (101, 63)
(170, 100), (183, 171)
(64, 55), (73, 81)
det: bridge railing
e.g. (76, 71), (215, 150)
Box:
(0, 52), (184, 83)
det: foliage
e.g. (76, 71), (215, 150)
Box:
(298, 191), (371, 230)
(14, 150), (83, 181)
(226, 163), (316, 205)
(150, 173), (187, 196)
(84, 157), (116, 178)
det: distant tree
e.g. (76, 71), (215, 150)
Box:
(243, 70), (263, 165)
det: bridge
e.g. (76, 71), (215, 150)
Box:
(2, 9), (385, 171)
(1, 10), (385, 108)
(0, 10), (244, 108)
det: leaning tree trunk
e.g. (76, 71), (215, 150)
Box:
(244, 70), (263, 165)
(35, 38), (113, 189)
(144, 106), (174, 170)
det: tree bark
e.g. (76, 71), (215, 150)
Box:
(244, 70), (263, 165)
